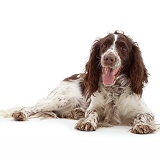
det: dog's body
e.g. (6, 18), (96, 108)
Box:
(5, 31), (158, 134)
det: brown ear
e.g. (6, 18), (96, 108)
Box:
(129, 43), (148, 96)
(83, 40), (101, 98)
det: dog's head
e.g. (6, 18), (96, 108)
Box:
(84, 31), (148, 98)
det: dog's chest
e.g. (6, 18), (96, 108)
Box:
(100, 75), (131, 104)
(98, 75), (132, 123)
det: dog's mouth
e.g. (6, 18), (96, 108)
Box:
(102, 66), (121, 85)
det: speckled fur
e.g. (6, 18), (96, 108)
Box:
(10, 74), (156, 134)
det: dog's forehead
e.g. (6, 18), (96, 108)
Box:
(103, 33), (126, 42)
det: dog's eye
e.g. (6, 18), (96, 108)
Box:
(102, 42), (108, 48)
(121, 46), (127, 52)
(118, 42), (127, 52)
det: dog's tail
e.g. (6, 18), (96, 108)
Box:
(0, 106), (23, 118)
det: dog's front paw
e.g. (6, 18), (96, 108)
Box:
(130, 123), (157, 134)
(75, 118), (97, 131)
(12, 111), (28, 121)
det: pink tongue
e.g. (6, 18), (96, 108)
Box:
(102, 68), (115, 85)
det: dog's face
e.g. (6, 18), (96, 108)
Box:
(100, 33), (133, 85)
(84, 31), (148, 98)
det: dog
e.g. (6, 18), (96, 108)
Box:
(2, 31), (158, 134)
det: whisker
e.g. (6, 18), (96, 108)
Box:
(96, 55), (101, 60)
(96, 60), (102, 69)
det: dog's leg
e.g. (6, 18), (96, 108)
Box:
(12, 96), (74, 121)
(75, 91), (105, 131)
(12, 98), (85, 121)
(75, 109), (99, 131)
(130, 113), (157, 134)
(12, 98), (60, 121)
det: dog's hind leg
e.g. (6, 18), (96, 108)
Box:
(12, 79), (86, 121)
(12, 95), (84, 121)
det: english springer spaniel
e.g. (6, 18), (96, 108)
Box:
(8, 31), (157, 134)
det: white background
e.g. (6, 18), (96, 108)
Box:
(0, 0), (160, 160)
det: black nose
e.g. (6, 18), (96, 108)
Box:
(104, 55), (116, 65)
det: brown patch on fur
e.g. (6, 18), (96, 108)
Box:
(128, 44), (148, 96)
(63, 73), (85, 95)
(83, 40), (102, 99)
(63, 74), (80, 81)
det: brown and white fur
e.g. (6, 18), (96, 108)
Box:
(2, 31), (158, 134)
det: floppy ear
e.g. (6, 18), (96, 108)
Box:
(129, 43), (149, 96)
(83, 40), (101, 98)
